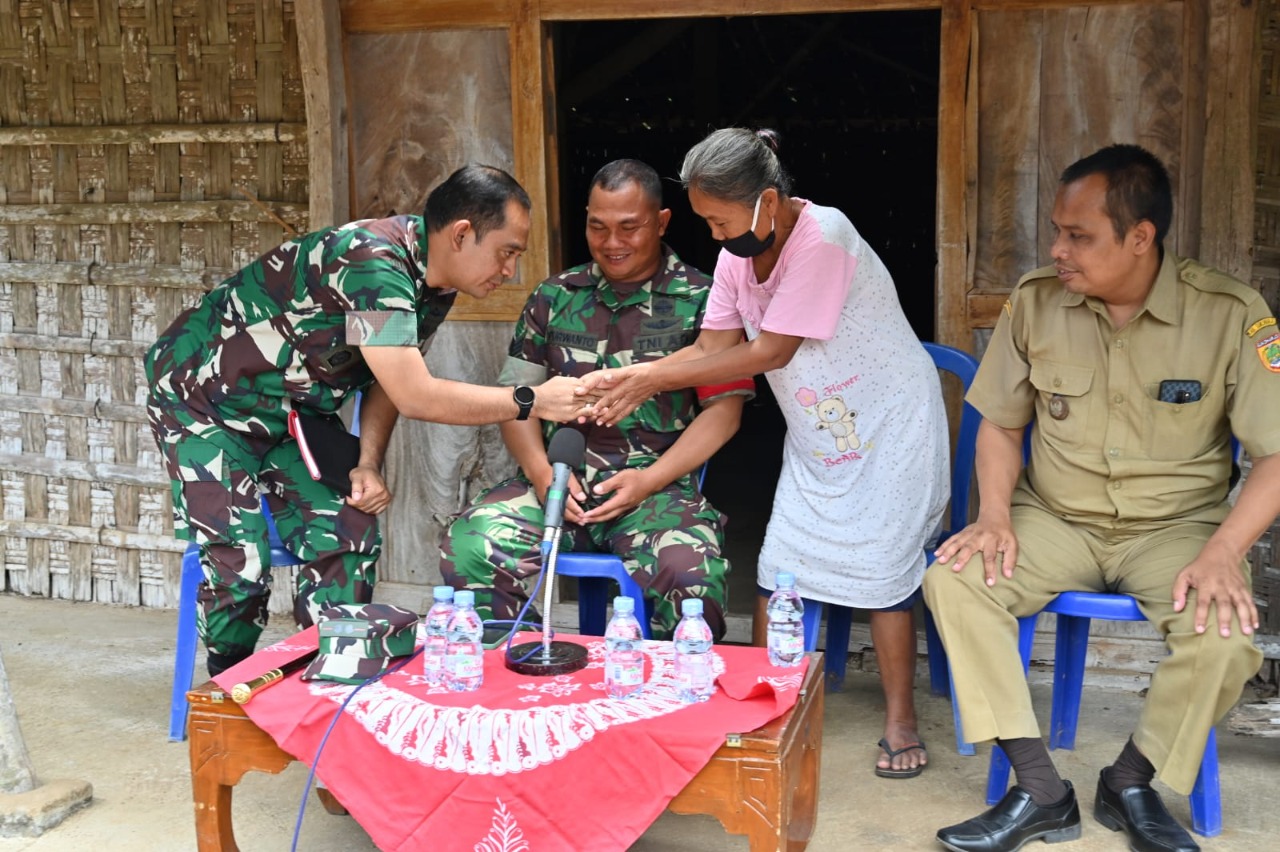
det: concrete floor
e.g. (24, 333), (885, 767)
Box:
(0, 593), (1277, 852)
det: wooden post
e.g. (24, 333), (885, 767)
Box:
(297, 0), (350, 229)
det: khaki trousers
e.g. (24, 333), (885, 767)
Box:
(922, 503), (1262, 794)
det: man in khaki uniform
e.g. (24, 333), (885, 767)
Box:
(925, 144), (1280, 852)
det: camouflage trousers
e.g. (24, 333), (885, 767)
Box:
(439, 475), (731, 640)
(147, 401), (379, 659)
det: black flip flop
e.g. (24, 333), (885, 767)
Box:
(875, 737), (928, 779)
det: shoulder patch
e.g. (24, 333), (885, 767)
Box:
(1247, 317), (1276, 338)
(1257, 331), (1280, 373)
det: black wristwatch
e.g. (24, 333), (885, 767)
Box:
(513, 385), (535, 421)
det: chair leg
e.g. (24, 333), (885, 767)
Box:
(169, 544), (203, 742)
(1190, 727), (1222, 837)
(923, 606), (950, 697)
(824, 606), (852, 691)
(576, 576), (610, 636)
(950, 674), (975, 757)
(800, 598), (822, 653)
(986, 744), (1012, 804)
(1049, 615), (1091, 751)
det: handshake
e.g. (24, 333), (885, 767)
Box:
(531, 364), (654, 426)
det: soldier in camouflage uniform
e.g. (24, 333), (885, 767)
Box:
(146, 165), (590, 675)
(440, 160), (754, 640)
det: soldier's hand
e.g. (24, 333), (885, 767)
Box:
(562, 473), (591, 526)
(348, 466), (392, 514)
(533, 375), (598, 423)
(933, 514), (1018, 587)
(1171, 542), (1259, 637)
(580, 468), (656, 523)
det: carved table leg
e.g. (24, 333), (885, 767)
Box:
(187, 686), (296, 852)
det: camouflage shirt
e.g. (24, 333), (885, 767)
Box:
(499, 244), (753, 484)
(145, 215), (456, 439)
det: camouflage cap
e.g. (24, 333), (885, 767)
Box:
(301, 603), (420, 685)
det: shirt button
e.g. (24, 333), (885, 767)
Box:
(1108, 447), (1120, 458)
(1053, 377), (1063, 388)
(1114, 339), (1126, 349)
(1113, 393), (1124, 404)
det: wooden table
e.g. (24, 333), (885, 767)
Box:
(187, 651), (824, 851)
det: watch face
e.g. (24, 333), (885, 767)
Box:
(514, 386), (535, 406)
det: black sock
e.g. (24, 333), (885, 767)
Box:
(998, 737), (1068, 805)
(1104, 736), (1155, 792)
(206, 650), (251, 677)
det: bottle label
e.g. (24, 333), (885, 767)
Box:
(447, 654), (483, 679)
(771, 633), (804, 657)
(678, 661), (711, 691)
(423, 652), (443, 673)
(606, 659), (644, 687)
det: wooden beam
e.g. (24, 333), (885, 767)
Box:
(935, 0), (972, 350)
(0, 201), (307, 227)
(340, 0), (517, 32)
(0, 261), (231, 290)
(297, 0), (350, 229)
(1199, 0), (1260, 281)
(542, 0), (942, 20)
(967, 291), (1010, 329)
(506, 2), (553, 309)
(0, 123), (306, 146)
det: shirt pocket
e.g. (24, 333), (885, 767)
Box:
(1028, 360), (1095, 450)
(1141, 382), (1220, 461)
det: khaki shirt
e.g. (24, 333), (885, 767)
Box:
(968, 253), (1280, 528)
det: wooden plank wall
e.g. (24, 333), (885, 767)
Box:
(0, 0), (307, 609)
(343, 28), (521, 603)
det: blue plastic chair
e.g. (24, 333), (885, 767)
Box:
(799, 342), (982, 704)
(983, 591), (1222, 837)
(167, 497), (303, 741)
(553, 464), (708, 640)
(168, 396), (363, 742)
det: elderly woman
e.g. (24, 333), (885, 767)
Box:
(583, 127), (949, 778)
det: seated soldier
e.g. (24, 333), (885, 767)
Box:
(440, 159), (753, 640)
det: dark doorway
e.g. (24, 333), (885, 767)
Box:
(553, 12), (941, 625)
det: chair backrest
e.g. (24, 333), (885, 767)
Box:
(922, 342), (982, 536)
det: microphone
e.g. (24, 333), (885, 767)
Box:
(541, 428), (586, 552)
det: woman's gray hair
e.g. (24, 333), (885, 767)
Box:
(678, 128), (793, 204)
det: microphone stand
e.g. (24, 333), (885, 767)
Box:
(504, 523), (589, 676)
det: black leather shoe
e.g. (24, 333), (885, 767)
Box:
(937, 782), (1082, 852)
(1094, 771), (1199, 852)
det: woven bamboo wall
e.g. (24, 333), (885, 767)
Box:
(0, 0), (308, 609)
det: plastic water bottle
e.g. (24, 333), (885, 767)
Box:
(604, 596), (646, 699)
(420, 585), (455, 685)
(766, 572), (806, 667)
(673, 598), (715, 703)
(444, 590), (484, 692)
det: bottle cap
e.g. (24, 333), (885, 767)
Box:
(434, 585), (455, 602)
(613, 596), (635, 614)
(776, 571), (796, 588)
(681, 598), (704, 616)
(454, 590), (476, 607)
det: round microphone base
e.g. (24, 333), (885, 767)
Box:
(504, 641), (589, 676)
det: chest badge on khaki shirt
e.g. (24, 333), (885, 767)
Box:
(1048, 394), (1070, 420)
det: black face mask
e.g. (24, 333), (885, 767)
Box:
(718, 194), (775, 258)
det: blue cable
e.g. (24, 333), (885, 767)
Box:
(288, 649), (420, 852)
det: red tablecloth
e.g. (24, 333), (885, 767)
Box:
(215, 630), (807, 852)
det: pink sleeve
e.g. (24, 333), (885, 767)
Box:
(700, 253), (746, 331)
(759, 233), (855, 341)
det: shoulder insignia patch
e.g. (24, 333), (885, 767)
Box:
(1257, 331), (1280, 373)
(1247, 317), (1277, 338)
